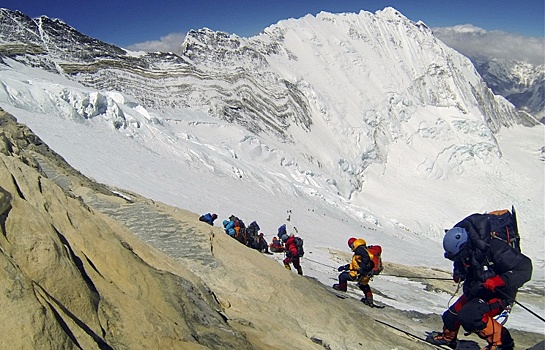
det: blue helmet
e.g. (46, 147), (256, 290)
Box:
(443, 227), (469, 260)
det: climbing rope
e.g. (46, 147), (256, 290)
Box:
(496, 289), (545, 323)
(303, 257), (544, 323)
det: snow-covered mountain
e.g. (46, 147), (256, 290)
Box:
(432, 25), (545, 121)
(0, 4), (543, 291)
(473, 58), (545, 121)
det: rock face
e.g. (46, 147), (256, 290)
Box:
(0, 109), (431, 349)
(0, 109), (252, 349)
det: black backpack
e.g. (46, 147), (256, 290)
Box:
(486, 206), (520, 252)
(294, 237), (304, 257)
(248, 221), (260, 234)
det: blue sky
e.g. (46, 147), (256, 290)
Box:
(2, 0), (543, 48)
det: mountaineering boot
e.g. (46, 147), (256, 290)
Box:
(332, 282), (347, 292)
(358, 284), (374, 306)
(478, 318), (512, 350)
(498, 327), (514, 350)
(296, 266), (303, 276)
(426, 328), (458, 349)
(284, 264), (291, 270)
(360, 297), (374, 307)
(477, 318), (502, 350)
(477, 327), (514, 350)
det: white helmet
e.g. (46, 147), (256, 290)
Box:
(443, 227), (469, 260)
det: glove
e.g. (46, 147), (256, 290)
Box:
(453, 275), (463, 283)
(453, 269), (466, 283)
(338, 264), (349, 272)
(286, 251), (293, 258)
(483, 275), (505, 292)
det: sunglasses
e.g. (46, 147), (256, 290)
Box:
(444, 243), (471, 262)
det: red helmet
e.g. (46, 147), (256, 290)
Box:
(347, 237), (357, 247)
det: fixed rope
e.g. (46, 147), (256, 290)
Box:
(303, 257), (544, 322)
(496, 289), (545, 323)
(303, 257), (453, 280)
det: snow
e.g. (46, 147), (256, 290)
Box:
(0, 57), (542, 335)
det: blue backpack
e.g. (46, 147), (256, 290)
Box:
(277, 224), (287, 238)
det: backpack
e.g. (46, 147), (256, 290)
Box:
(247, 221), (260, 235)
(294, 236), (304, 257)
(486, 207), (520, 252)
(366, 245), (384, 276)
(277, 224), (287, 239)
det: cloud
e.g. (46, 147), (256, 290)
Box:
(432, 25), (545, 66)
(126, 32), (186, 53)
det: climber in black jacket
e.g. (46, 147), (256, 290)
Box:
(428, 213), (532, 350)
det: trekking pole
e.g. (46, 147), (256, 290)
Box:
(496, 289), (545, 323)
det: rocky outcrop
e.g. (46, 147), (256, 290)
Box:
(0, 109), (253, 349)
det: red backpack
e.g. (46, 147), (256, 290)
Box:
(366, 245), (384, 275)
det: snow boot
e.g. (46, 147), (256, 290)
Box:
(426, 328), (458, 349)
(296, 266), (303, 276)
(478, 318), (513, 350)
(284, 264), (291, 270)
(332, 282), (347, 292)
(359, 284), (374, 304)
(498, 327), (514, 350)
(360, 297), (374, 307)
